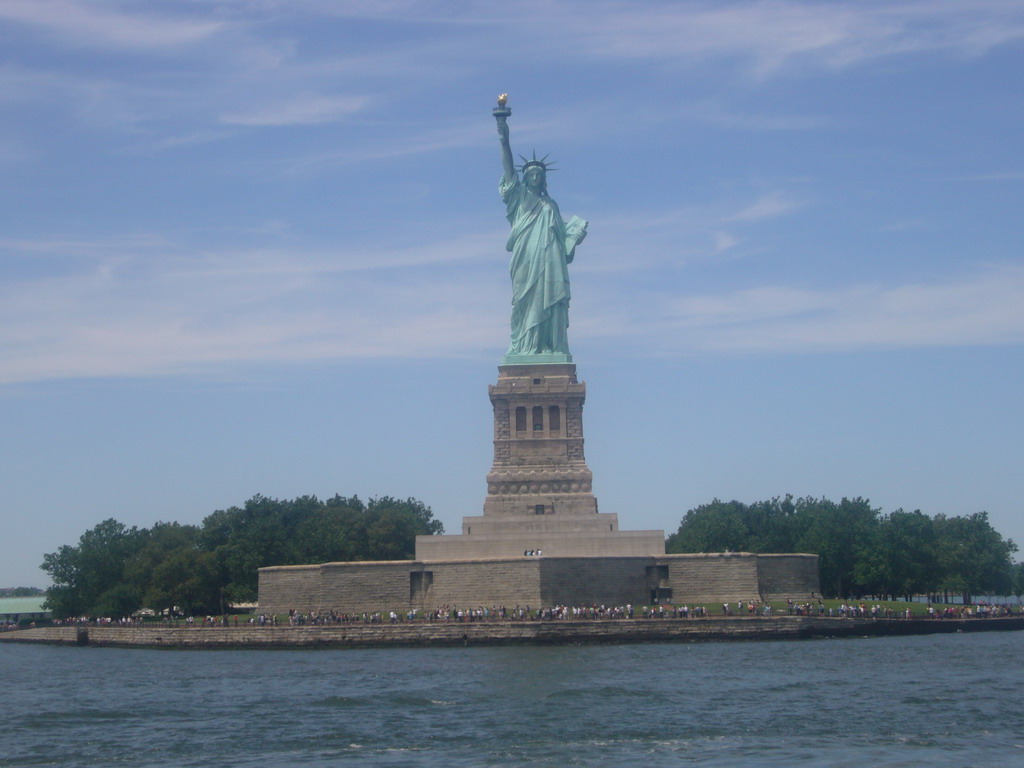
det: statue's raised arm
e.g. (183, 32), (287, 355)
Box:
(494, 93), (515, 182)
(491, 95), (587, 364)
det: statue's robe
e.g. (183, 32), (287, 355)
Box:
(500, 174), (578, 355)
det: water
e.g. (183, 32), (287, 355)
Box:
(2, 632), (1022, 766)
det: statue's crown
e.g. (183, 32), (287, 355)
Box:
(517, 151), (557, 173)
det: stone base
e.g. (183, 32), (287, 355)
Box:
(18, 613), (1023, 649)
(257, 552), (822, 616)
(460, 511), (621, 536)
(481, 361), (599, 520)
(415, 528), (666, 560)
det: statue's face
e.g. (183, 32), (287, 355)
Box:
(524, 166), (546, 192)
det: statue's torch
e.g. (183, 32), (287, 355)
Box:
(493, 93), (511, 121)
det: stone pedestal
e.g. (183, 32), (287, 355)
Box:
(484, 364), (596, 518)
(415, 363), (664, 560)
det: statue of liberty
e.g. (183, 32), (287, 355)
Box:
(494, 95), (587, 362)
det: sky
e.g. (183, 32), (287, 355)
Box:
(1, 0), (1022, 588)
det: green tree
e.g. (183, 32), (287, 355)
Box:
(1011, 562), (1024, 605)
(744, 495), (800, 553)
(666, 499), (750, 554)
(198, 493), (444, 601)
(0, 587), (45, 597)
(792, 497), (881, 599)
(40, 493), (444, 612)
(933, 512), (1016, 603)
(877, 510), (939, 599)
(667, 495), (1018, 601)
(92, 583), (144, 619)
(363, 496), (444, 560)
(124, 522), (223, 616)
(293, 505), (361, 564)
(146, 549), (222, 616)
(40, 519), (145, 618)
(198, 496), (290, 602)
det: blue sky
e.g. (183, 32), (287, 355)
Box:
(2, 1), (1022, 588)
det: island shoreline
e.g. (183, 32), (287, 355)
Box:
(3, 615), (1023, 650)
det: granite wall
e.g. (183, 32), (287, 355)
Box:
(258, 552), (820, 615)
(7, 611), (1020, 650)
(756, 554), (824, 600)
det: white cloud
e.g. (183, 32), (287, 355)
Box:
(654, 265), (1024, 353)
(713, 232), (739, 253)
(220, 94), (370, 127)
(6, 0), (1022, 158)
(0, 0), (222, 50)
(564, 0), (1024, 76)
(681, 100), (826, 131)
(579, 189), (800, 274)
(725, 191), (801, 223)
(0, 230), (509, 384)
(285, 0), (1024, 74)
(286, 119), (487, 172)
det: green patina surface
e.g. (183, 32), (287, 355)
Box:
(501, 352), (573, 365)
(495, 98), (587, 361)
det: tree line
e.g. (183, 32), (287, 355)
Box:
(0, 586), (45, 597)
(41, 494), (443, 619)
(40, 492), (1021, 618)
(667, 495), (1021, 602)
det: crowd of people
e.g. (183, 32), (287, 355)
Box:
(4, 600), (1019, 630)
(246, 600), (1021, 626)
(927, 603), (1014, 618)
